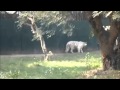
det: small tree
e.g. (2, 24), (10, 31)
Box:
(16, 11), (74, 61)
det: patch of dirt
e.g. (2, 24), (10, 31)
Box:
(80, 68), (120, 79)
(79, 68), (102, 79)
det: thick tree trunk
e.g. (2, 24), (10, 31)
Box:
(99, 20), (119, 70)
(86, 11), (120, 70)
(113, 35), (120, 69)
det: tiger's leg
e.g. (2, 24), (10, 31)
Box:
(70, 47), (74, 53)
(80, 49), (83, 53)
(77, 47), (80, 53)
(65, 45), (69, 53)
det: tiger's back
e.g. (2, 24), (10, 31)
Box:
(65, 41), (87, 53)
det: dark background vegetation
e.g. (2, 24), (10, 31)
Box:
(0, 14), (109, 54)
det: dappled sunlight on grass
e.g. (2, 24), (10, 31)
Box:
(27, 61), (87, 68)
(26, 51), (102, 69)
(0, 51), (103, 79)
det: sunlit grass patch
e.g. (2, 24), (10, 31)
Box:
(27, 61), (87, 68)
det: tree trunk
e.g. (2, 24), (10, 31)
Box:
(86, 11), (120, 70)
(27, 16), (53, 61)
(113, 34), (120, 70)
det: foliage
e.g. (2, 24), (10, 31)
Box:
(16, 11), (75, 39)
(112, 11), (120, 21)
(92, 11), (120, 21)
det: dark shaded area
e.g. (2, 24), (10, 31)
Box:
(0, 15), (99, 55)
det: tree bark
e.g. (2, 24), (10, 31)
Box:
(86, 11), (120, 70)
(27, 16), (52, 61)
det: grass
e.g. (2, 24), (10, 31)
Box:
(0, 51), (103, 79)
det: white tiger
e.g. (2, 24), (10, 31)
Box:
(65, 41), (87, 53)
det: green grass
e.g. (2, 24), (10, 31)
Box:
(0, 51), (102, 79)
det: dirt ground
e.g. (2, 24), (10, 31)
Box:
(81, 68), (120, 79)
